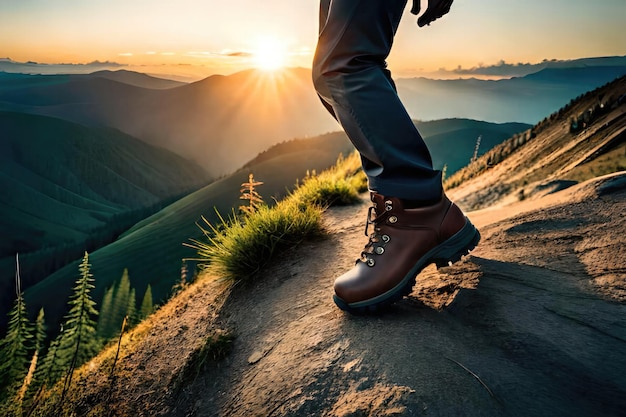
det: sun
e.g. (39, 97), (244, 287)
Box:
(252, 36), (288, 71)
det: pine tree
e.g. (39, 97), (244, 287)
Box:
(139, 285), (154, 320)
(22, 309), (47, 407)
(97, 269), (137, 341)
(17, 308), (47, 402)
(56, 252), (100, 390)
(97, 285), (115, 340)
(33, 308), (46, 353)
(35, 331), (62, 387)
(126, 288), (137, 327)
(110, 269), (131, 336)
(0, 254), (34, 399)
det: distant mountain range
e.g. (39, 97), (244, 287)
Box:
(0, 68), (337, 178)
(0, 58), (126, 76)
(416, 119), (531, 173)
(0, 68), (185, 90)
(3, 55), (625, 80)
(0, 56), (625, 177)
(396, 65), (626, 123)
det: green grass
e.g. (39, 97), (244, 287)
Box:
(188, 152), (366, 282)
(291, 152), (367, 208)
(191, 202), (324, 280)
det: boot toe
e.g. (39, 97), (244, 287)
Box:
(333, 262), (393, 305)
(333, 266), (364, 304)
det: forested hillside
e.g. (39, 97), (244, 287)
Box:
(0, 111), (210, 332)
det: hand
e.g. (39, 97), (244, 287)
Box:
(411, 0), (454, 27)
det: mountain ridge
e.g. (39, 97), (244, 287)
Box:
(3, 55), (625, 80)
(1, 63), (625, 177)
(446, 75), (626, 210)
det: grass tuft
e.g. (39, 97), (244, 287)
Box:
(291, 152), (367, 208)
(293, 176), (359, 208)
(188, 152), (366, 282)
(191, 201), (324, 280)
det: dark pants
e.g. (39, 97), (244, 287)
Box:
(312, 0), (442, 201)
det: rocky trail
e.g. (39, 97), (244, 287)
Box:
(160, 173), (626, 417)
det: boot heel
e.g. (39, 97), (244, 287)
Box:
(432, 220), (480, 269)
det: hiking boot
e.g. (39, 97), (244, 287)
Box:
(333, 192), (480, 313)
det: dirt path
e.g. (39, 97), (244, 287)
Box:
(172, 173), (626, 417)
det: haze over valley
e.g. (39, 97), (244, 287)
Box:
(2, 56), (624, 178)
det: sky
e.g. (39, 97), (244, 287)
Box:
(1, 0), (625, 80)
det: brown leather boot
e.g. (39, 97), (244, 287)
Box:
(333, 192), (480, 313)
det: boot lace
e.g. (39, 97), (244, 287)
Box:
(359, 204), (391, 267)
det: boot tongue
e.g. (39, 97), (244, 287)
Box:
(370, 193), (386, 213)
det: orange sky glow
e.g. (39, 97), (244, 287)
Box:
(1, 0), (625, 81)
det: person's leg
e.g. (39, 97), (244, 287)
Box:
(313, 0), (480, 313)
(313, 0), (442, 201)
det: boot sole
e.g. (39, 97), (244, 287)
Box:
(333, 218), (481, 314)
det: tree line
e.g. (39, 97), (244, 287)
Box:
(0, 253), (155, 416)
(1, 191), (188, 322)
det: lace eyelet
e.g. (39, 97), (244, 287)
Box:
(388, 216), (398, 224)
(382, 234), (390, 243)
(366, 258), (375, 267)
(375, 246), (385, 255)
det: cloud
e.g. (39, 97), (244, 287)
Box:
(442, 56), (626, 78)
(86, 60), (124, 67)
(224, 51), (252, 57)
(0, 59), (126, 74)
(448, 60), (545, 77)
